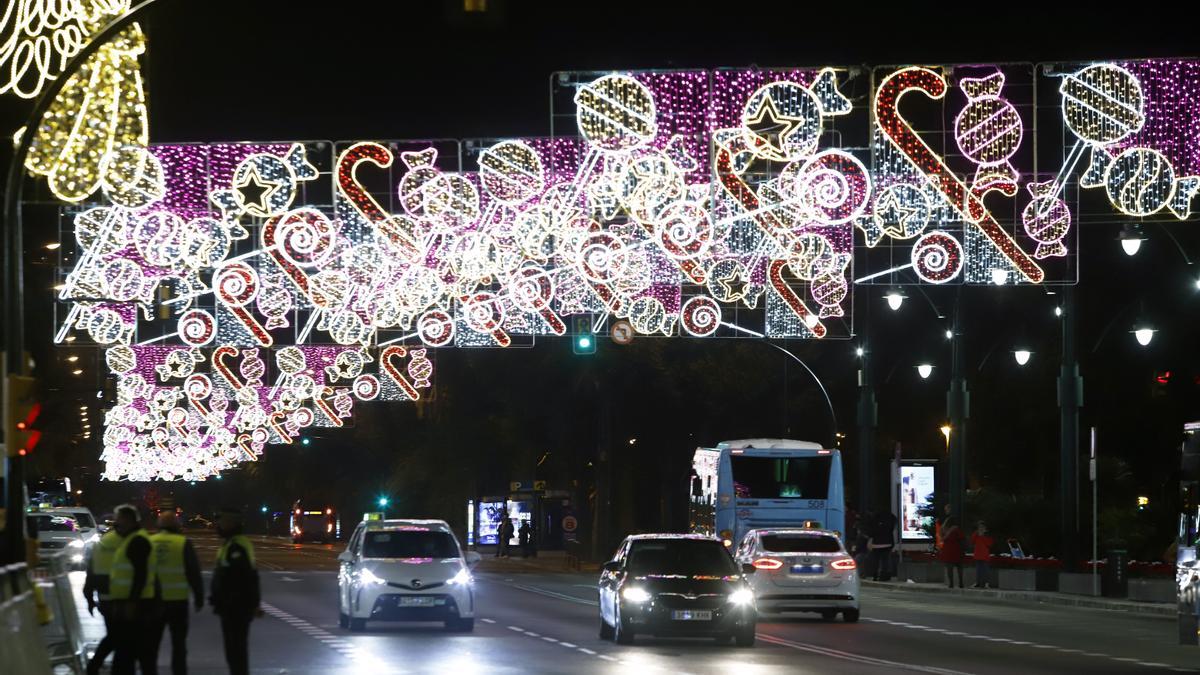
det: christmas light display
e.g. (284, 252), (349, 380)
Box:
(24, 21), (148, 202)
(1, 0), (130, 99)
(40, 60), (1200, 480)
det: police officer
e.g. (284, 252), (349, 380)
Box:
(83, 524), (124, 675)
(210, 508), (260, 675)
(109, 504), (158, 675)
(150, 512), (204, 675)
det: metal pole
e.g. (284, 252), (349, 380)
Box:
(1060, 284), (1081, 569)
(1091, 426), (1098, 596)
(2, 0), (161, 564)
(763, 342), (838, 448)
(947, 288), (968, 521)
(857, 301), (876, 516)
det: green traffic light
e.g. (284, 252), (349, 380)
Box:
(378, 496), (390, 507)
(301, 437), (311, 446)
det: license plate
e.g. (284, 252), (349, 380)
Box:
(671, 610), (712, 621)
(791, 564), (824, 574)
(398, 596), (437, 607)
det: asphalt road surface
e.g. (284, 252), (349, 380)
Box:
(77, 533), (1200, 674)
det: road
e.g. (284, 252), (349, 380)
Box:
(77, 532), (1200, 674)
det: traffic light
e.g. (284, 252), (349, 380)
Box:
(5, 375), (41, 457)
(572, 316), (596, 355)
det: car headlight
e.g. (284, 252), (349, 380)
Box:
(447, 568), (473, 586)
(68, 539), (85, 548)
(86, 533), (100, 544)
(728, 588), (755, 606)
(358, 568), (387, 586)
(621, 587), (652, 603)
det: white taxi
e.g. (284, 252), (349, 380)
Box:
(734, 528), (859, 622)
(337, 519), (481, 632)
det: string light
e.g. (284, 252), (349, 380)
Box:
(0, 0), (130, 100)
(40, 61), (1200, 480)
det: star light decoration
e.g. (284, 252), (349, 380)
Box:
(44, 61), (1200, 480)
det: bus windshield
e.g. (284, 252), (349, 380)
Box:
(731, 455), (831, 499)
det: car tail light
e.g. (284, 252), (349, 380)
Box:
(830, 557), (856, 571)
(752, 558), (784, 570)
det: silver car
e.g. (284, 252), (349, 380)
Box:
(734, 528), (859, 622)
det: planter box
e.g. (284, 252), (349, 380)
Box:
(1059, 572), (1100, 596)
(998, 569), (1036, 591)
(898, 561), (944, 584)
(1128, 578), (1174, 604)
(997, 568), (1056, 591)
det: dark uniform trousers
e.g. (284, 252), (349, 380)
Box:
(150, 600), (191, 675)
(111, 600), (160, 675)
(219, 611), (254, 675)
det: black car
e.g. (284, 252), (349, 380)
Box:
(598, 534), (756, 646)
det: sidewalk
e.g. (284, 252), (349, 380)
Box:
(862, 579), (1175, 618)
(473, 549), (600, 574)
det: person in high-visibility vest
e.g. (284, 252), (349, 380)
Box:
(108, 503), (158, 675)
(210, 507), (261, 675)
(150, 511), (204, 675)
(83, 527), (125, 675)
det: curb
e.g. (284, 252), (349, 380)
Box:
(861, 580), (1175, 617)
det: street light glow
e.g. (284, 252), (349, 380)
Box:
(885, 288), (905, 311)
(1134, 327), (1156, 346)
(917, 363), (933, 379)
(1013, 350), (1032, 366)
(944, 329), (953, 340)
(45, 242), (61, 250)
(854, 346), (864, 357)
(378, 496), (390, 507)
(1054, 306), (1063, 317)
(990, 269), (1009, 285)
(1119, 224), (1145, 257)
(940, 424), (951, 440)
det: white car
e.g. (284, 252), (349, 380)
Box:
(27, 513), (88, 568)
(734, 528), (859, 622)
(337, 519), (481, 632)
(45, 506), (102, 542)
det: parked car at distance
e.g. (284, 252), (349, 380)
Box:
(337, 519), (481, 632)
(598, 534), (757, 646)
(734, 527), (859, 622)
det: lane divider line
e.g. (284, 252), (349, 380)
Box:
(755, 633), (972, 675)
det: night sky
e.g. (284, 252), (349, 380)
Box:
(4, 1), (1198, 549)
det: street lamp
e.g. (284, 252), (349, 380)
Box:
(1133, 326), (1156, 347)
(1119, 224), (1146, 256)
(854, 346), (864, 357)
(885, 288), (906, 311)
(917, 363), (934, 379)
(990, 268), (1009, 285)
(1013, 349), (1032, 366)
(940, 424), (951, 451)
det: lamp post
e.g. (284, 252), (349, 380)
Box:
(1059, 284), (1081, 569)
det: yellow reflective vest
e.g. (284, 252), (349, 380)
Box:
(91, 530), (123, 601)
(150, 531), (190, 601)
(110, 528), (157, 600)
(217, 534), (256, 569)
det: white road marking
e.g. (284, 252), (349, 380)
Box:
(578, 648), (597, 655)
(480, 618), (496, 624)
(559, 641), (577, 648)
(756, 633), (972, 675)
(507, 625), (524, 631)
(541, 636), (558, 643)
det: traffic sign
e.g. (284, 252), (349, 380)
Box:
(611, 320), (633, 345)
(562, 515), (578, 533)
(509, 481), (524, 491)
(533, 480), (547, 491)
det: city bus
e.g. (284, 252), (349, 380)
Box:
(689, 439), (845, 549)
(291, 501), (340, 543)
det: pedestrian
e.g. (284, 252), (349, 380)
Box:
(867, 511), (895, 582)
(940, 517), (966, 588)
(83, 523), (125, 675)
(497, 514), (513, 557)
(150, 512), (204, 675)
(971, 521), (994, 589)
(935, 504), (951, 552)
(210, 508), (261, 675)
(107, 504), (159, 675)
(518, 520), (532, 558)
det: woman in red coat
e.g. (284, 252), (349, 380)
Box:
(939, 517), (966, 588)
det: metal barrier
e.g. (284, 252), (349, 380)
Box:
(0, 563), (54, 675)
(31, 553), (89, 674)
